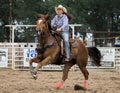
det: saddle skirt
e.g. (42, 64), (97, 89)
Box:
(60, 38), (78, 56)
(69, 38), (78, 48)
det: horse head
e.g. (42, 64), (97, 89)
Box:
(36, 14), (50, 33)
(36, 14), (52, 47)
(36, 14), (54, 47)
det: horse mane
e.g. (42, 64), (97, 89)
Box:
(47, 21), (52, 31)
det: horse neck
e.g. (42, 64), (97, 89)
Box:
(44, 27), (51, 37)
(41, 27), (52, 44)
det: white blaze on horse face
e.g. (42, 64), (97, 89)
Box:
(38, 19), (43, 24)
(36, 19), (43, 31)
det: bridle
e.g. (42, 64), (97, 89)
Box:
(37, 20), (61, 47)
(36, 19), (58, 53)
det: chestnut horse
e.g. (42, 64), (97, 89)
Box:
(29, 14), (102, 89)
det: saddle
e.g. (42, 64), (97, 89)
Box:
(69, 38), (78, 48)
(60, 38), (78, 56)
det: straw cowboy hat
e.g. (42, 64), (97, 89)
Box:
(55, 5), (67, 13)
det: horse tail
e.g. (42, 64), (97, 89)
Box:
(87, 47), (102, 66)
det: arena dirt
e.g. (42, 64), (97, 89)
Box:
(0, 68), (120, 93)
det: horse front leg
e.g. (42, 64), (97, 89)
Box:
(55, 62), (75, 89)
(31, 56), (52, 79)
(29, 58), (34, 72)
(29, 54), (42, 79)
(29, 57), (40, 70)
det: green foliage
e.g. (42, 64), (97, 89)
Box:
(0, 0), (119, 42)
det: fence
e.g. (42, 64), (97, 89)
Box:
(0, 43), (64, 70)
(0, 43), (120, 71)
(1, 25), (120, 71)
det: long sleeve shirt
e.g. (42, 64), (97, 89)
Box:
(51, 14), (69, 31)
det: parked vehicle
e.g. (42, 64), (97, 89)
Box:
(114, 37), (120, 47)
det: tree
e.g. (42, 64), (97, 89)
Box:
(0, 0), (119, 43)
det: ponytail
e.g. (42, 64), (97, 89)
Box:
(63, 12), (73, 22)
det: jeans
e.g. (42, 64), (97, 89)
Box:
(60, 31), (70, 58)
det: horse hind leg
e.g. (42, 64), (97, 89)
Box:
(55, 62), (75, 89)
(78, 63), (89, 89)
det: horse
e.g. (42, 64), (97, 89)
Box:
(29, 14), (102, 89)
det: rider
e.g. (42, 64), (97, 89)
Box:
(51, 5), (73, 62)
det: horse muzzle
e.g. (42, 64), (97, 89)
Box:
(36, 30), (43, 35)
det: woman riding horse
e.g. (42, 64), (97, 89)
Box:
(29, 13), (102, 89)
(51, 5), (73, 62)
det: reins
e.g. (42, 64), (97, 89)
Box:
(36, 21), (61, 54)
(45, 21), (61, 46)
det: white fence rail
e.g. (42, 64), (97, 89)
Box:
(2, 25), (120, 71)
(0, 43), (120, 71)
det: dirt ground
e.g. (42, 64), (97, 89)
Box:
(0, 68), (120, 93)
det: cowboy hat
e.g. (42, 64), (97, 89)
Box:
(55, 5), (67, 13)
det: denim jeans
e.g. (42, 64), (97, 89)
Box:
(60, 31), (70, 58)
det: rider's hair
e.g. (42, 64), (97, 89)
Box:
(63, 12), (73, 22)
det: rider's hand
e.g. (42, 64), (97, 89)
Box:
(56, 28), (62, 32)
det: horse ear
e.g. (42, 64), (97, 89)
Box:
(36, 14), (44, 19)
(44, 14), (50, 20)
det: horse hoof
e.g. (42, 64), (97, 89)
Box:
(84, 80), (88, 89)
(55, 81), (63, 89)
(33, 74), (37, 80)
(31, 71), (37, 80)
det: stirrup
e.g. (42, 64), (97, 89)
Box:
(65, 58), (70, 62)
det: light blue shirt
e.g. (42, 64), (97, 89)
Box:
(51, 14), (69, 31)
